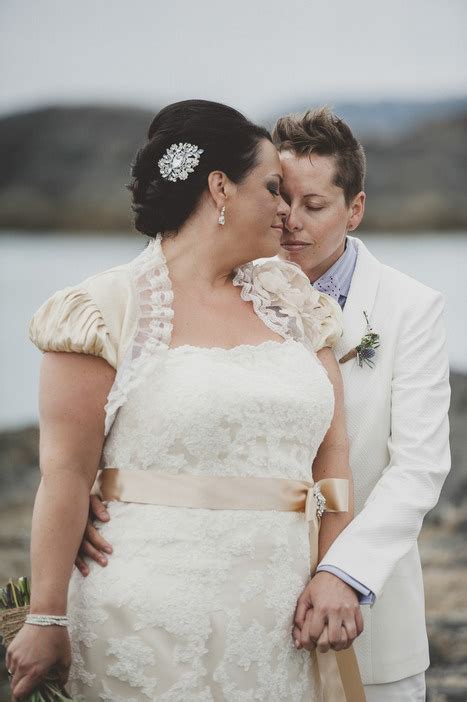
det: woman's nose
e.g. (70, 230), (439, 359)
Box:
(285, 208), (302, 232)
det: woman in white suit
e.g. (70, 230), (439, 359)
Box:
(274, 107), (451, 701)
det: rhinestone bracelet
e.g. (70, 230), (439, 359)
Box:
(25, 614), (69, 627)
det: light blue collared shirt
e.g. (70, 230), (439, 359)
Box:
(312, 238), (376, 605)
(313, 237), (358, 309)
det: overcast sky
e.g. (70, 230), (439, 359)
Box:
(1, 0), (466, 120)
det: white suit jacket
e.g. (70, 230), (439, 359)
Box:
(319, 236), (451, 684)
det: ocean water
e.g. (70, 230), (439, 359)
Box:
(1, 231), (466, 429)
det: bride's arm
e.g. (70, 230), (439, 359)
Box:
(6, 351), (115, 700)
(293, 346), (363, 653)
(313, 346), (354, 561)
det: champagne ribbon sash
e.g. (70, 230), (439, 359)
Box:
(93, 468), (365, 701)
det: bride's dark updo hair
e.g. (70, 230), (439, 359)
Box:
(128, 100), (272, 237)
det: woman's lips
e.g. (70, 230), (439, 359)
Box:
(281, 241), (311, 252)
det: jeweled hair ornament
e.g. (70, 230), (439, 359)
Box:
(158, 142), (204, 182)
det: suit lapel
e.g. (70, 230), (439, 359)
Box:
(335, 237), (382, 384)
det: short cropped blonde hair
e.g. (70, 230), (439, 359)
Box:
(272, 107), (366, 204)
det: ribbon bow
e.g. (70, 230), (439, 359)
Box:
(305, 479), (349, 572)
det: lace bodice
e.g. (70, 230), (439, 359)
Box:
(103, 338), (334, 482)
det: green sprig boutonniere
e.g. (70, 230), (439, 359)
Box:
(339, 311), (380, 368)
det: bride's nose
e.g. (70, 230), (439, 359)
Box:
(277, 195), (290, 220)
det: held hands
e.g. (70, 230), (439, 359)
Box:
(6, 624), (71, 699)
(74, 495), (113, 576)
(293, 571), (364, 653)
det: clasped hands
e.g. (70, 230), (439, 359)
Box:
(292, 571), (364, 653)
(76, 496), (363, 654)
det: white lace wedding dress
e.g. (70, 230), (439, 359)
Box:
(30, 236), (342, 701)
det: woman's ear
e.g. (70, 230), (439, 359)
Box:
(348, 191), (366, 232)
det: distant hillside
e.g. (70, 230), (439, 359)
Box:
(0, 106), (154, 231)
(363, 113), (467, 229)
(0, 104), (466, 232)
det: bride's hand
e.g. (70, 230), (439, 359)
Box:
(6, 624), (71, 699)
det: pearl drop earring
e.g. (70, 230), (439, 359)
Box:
(218, 206), (225, 226)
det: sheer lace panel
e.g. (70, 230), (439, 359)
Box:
(104, 236), (173, 435)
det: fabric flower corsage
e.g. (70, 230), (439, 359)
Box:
(239, 259), (342, 351)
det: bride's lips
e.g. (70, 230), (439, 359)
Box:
(280, 240), (311, 252)
(271, 225), (284, 232)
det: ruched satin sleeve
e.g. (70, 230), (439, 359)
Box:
(29, 285), (118, 368)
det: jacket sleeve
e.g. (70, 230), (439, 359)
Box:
(318, 290), (451, 598)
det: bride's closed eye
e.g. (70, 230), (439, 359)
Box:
(267, 183), (280, 197)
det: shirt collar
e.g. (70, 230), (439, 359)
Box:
(312, 237), (358, 306)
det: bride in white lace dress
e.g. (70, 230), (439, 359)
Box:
(6, 100), (356, 701)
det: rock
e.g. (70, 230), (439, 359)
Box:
(0, 425), (40, 507)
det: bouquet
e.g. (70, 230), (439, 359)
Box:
(0, 577), (74, 701)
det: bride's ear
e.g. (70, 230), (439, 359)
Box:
(207, 171), (236, 210)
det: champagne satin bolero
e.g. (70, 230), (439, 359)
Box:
(29, 247), (343, 367)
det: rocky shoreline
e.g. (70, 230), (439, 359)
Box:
(1, 372), (466, 699)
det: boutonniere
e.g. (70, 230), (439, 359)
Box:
(339, 311), (380, 367)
